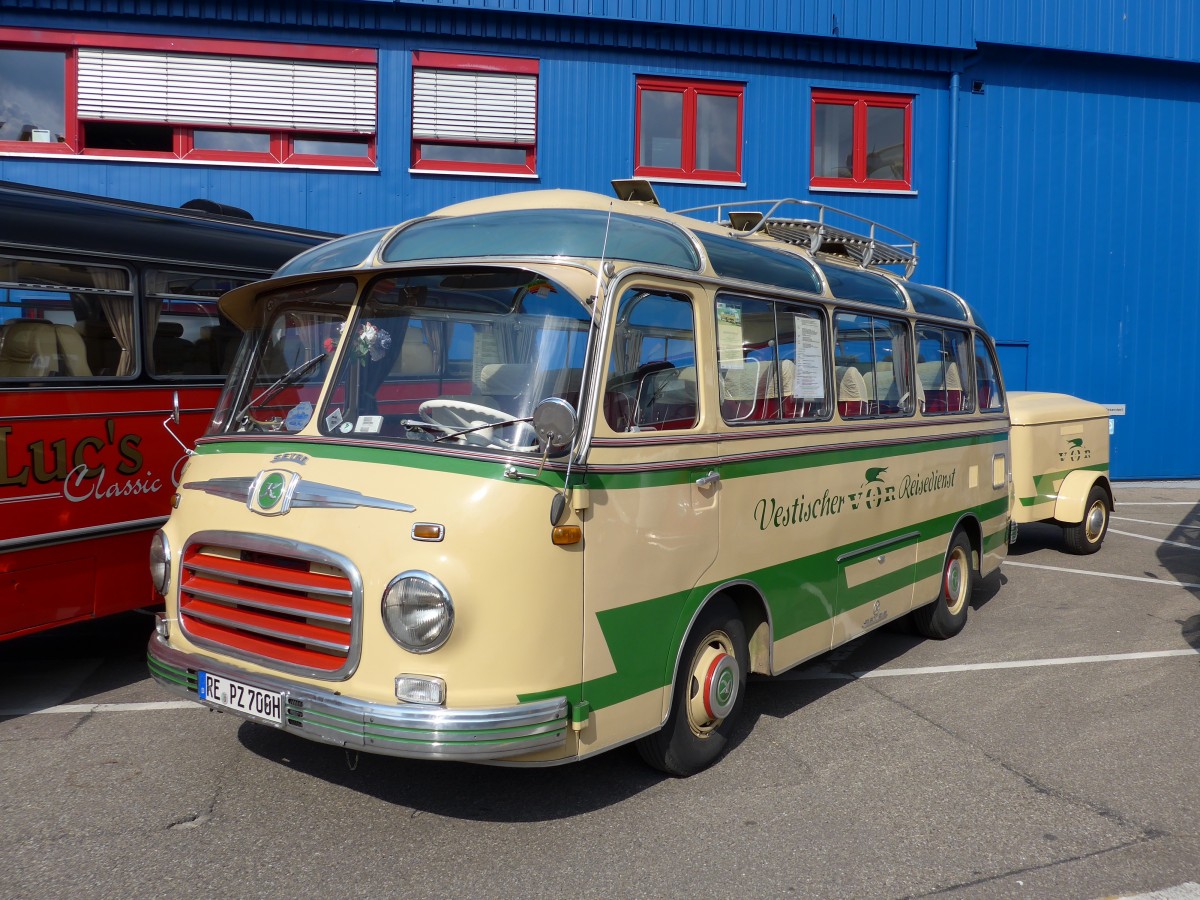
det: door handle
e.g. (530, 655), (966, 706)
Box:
(695, 470), (721, 489)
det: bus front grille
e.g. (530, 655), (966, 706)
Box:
(177, 533), (360, 677)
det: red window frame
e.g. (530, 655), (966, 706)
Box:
(810, 89), (913, 191)
(0, 28), (377, 169)
(410, 51), (538, 177)
(634, 76), (743, 183)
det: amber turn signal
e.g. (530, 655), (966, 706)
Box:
(551, 525), (581, 545)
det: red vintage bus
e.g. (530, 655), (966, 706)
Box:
(0, 181), (331, 639)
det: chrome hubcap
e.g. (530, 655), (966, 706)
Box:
(1085, 501), (1107, 542)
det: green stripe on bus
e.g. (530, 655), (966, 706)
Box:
(520, 497), (1009, 712)
(197, 431), (1006, 492)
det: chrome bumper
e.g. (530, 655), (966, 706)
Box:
(147, 633), (570, 761)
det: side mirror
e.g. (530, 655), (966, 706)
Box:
(531, 397), (577, 456)
(163, 389), (195, 457)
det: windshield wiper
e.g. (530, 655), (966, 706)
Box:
(234, 353), (326, 430)
(431, 416), (533, 444)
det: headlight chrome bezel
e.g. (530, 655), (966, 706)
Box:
(149, 530), (171, 597)
(381, 570), (454, 653)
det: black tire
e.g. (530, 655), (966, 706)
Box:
(636, 597), (748, 777)
(1063, 484), (1109, 555)
(911, 530), (974, 640)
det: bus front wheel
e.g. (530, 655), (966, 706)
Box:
(911, 530), (974, 640)
(636, 598), (747, 777)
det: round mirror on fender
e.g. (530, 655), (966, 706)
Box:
(531, 397), (577, 455)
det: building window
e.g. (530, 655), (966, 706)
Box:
(0, 29), (377, 168)
(811, 90), (912, 191)
(411, 51), (538, 176)
(635, 76), (742, 183)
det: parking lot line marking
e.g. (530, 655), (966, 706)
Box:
(1116, 501), (1197, 506)
(0, 700), (199, 716)
(1108, 528), (1199, 551)
(776, 648), (1200, 681)
(1112, 516), (1200, 529)
(1005, 559), (1200, 590)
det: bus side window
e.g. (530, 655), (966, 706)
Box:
(974, 335), (1005, 411)
(716, 294), (829, 423)
(145, 270), (257, 378)
(916, 325), (972, 414)
(606, 289), (697, 432)
(834, 312), (912, 418)
(0, 290), (102, 379)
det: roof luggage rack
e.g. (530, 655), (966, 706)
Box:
(677, 198), (919, 278)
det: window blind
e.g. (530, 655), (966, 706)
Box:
(412, 68), (536, 144)
(77, 49), (377, 133)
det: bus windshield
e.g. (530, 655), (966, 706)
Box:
(213, 267), (593, 451)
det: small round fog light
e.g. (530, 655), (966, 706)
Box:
(381, 571), (453, 653)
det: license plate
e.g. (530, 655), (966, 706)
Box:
(198, 671), (283, 725)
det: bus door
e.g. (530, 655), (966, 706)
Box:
(579, 286), (719, 748)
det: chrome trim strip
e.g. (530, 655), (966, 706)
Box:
(183, 606), (350, 653)
(0, 516), (168, 553)
(148, 635), (570, 761)
(183, 582), (352, 625)
(182, 476), (254, 501)
(287, 482), (416, 513)
(183, 560), (354, 600)
(836, 530), (922, 564)
(183, 476), (415, 513)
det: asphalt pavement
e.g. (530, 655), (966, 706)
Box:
(1, 481), (1197, 899)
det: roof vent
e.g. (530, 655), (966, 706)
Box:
(611, 179), (660, 206)
(180, 198), (253, 221)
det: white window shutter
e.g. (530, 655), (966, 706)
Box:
(77, 49), (377, 133)
(412, 68), (537, 144)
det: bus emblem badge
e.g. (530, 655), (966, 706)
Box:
(250, 470), (297, 516)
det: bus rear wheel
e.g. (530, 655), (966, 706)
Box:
(911, 530), (974, 640)
(1063, 485), (1109, 555)
(636, 597), (747, 777)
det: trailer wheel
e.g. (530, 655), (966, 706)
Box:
(1063, 485), (1109, 555)
(636, 598), (747, 777)
(911, 530), (974, 640)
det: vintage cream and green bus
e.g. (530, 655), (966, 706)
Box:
(147, 183), (1022, 776)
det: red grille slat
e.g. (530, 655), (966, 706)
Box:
(178, 542), (356, 674)
(181, 598), (350, 652)
(185, 617), (347, 672)
(184, 553), (351, 596)
(181, 572), (352, 625)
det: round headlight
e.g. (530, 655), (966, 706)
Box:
(381, 571), (454, 653)
(149, 530), (171, 596)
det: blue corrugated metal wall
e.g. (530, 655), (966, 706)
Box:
(976, 0), (1200, 63)
(3, 1), (1198, 477)
(954, 48), (1200, 478)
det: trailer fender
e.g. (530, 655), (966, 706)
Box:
(1053, 470), (1109, 525)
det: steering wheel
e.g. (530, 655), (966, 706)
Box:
(419, 399), (512, 429)
(418, 399), (538, 450)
